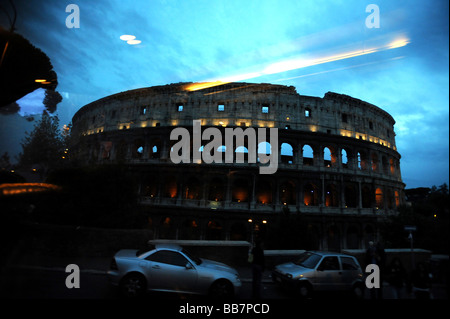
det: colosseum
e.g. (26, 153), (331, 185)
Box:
(70, 82), (405, 250)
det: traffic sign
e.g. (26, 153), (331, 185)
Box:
(404, 225), (417, 232)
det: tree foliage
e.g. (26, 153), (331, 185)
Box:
(0, 28), (61, 113)
(18, 111), (66, 175)
(380, 184), (449, 254)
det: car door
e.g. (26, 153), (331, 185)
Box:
(144, 250), (198, 292)
(339, 256), (362, 289)
(314, 256), (343, 291)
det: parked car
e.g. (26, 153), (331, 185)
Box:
(107, 243), (241, 298)
(272, 251), (365, 298)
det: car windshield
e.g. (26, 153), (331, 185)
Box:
(182, 248), (202, 265)
(136, 244), (155, 257)
(293, 252), (322, 269)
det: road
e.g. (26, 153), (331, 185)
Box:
(0, 266), (447, 300)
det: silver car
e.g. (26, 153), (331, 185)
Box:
(272, 251), (365, 298)
(107, 243), (241, 298)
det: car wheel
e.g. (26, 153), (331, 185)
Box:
(120, 273), (146, 298)
(297, 282), (312, 299)
(352, 283), (365, 299)
(209, 280), (233, 298)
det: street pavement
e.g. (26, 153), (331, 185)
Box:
(1, 254), (447, 300)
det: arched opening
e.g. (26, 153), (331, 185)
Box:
(180, 219), (200, 240)
(257, 141), (271, 163)
(208, 177), (225, 201)
(256, 178), (273, 204)
(375, 187), (384, 209)
(116, 140), (127, 160)
(235, 145), (248, 163)
(346, 226), (359, 249)
(232, 178), (249, 202)
(230, 222), (247, 241)
(327, 225), (341, 252)
(341, 149), (348, 168)
(364, 225), (375, 243)
(306, 224), (320, 250)
(163, 177), (178, 198)
(303, 144), (314, 166)
(389, 158), (395, 175)
(150, 140), (161, 159)
(394, 190), (400, 207)
(159, 216), (175, 239)
(132, 139), (145, 158)
(184, 177), (202, 200)
(382, 156), (388, 174)
(304, 183), (319, 206)
(371, 153), (379, 172)
(324, 147), (332, 167)
(344, 183), (358, 208)
(362, 185), (372, 208)
(325, 184), (338, 207)
(142, 177), (158, 198)
(206, 220), (223, 240)
(281, 142), (294, 164)
(280, 180), (296, 205)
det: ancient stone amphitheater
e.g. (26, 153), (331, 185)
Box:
(71, 82), (405, 250)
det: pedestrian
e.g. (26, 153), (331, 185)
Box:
(411, 262), (432, 299)
(376, 241), (386, 299)
(387, 257), (407, 299)
(365, 241), (384, 299)
(250, 238), (265, 299)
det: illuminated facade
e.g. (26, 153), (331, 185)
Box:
(71, 82), (405, 250)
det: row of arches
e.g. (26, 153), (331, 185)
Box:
(149, 216), (378, 250)
(141, 173), (403, 210)
(84, 135), (401, 179)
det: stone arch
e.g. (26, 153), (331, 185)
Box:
(183, 176), (202, 200)
(256, 177), (273, 204)
(280, 142), (294, 164)
(302, 144), (314, 166)
(180, 219), (200, 240)
(375, 187), (384, 208)
(327, 225), (341, 252)
(325, 183), (339, 207)
(280, 180), (296, 205)
(344, 183), (358, 208)
(208, 177), (225, 201)
(232, 177), (250, 202)
(304, 182), (319, 206)
(163, 175), (178, 198)
(346, 225), (360, 249)
(230, 222), (247, 241)
(206, 220), (223, 240)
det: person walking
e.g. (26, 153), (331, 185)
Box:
(411, 262), (432, 299)
(250, 238), (265, 299)
(387, 257), (407, 299)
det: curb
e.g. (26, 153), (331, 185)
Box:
(8, 264), (274, 283)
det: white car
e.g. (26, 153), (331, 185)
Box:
(107, 243), (241, 298)
(272, 251), (365, 299)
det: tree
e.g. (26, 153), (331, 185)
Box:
(0, 0), (61, 113)
(18, 111), (66, 178)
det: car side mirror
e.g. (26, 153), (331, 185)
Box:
(185, 263), (193, 270)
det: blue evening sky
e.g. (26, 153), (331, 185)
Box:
(0, 0), (448, 188)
